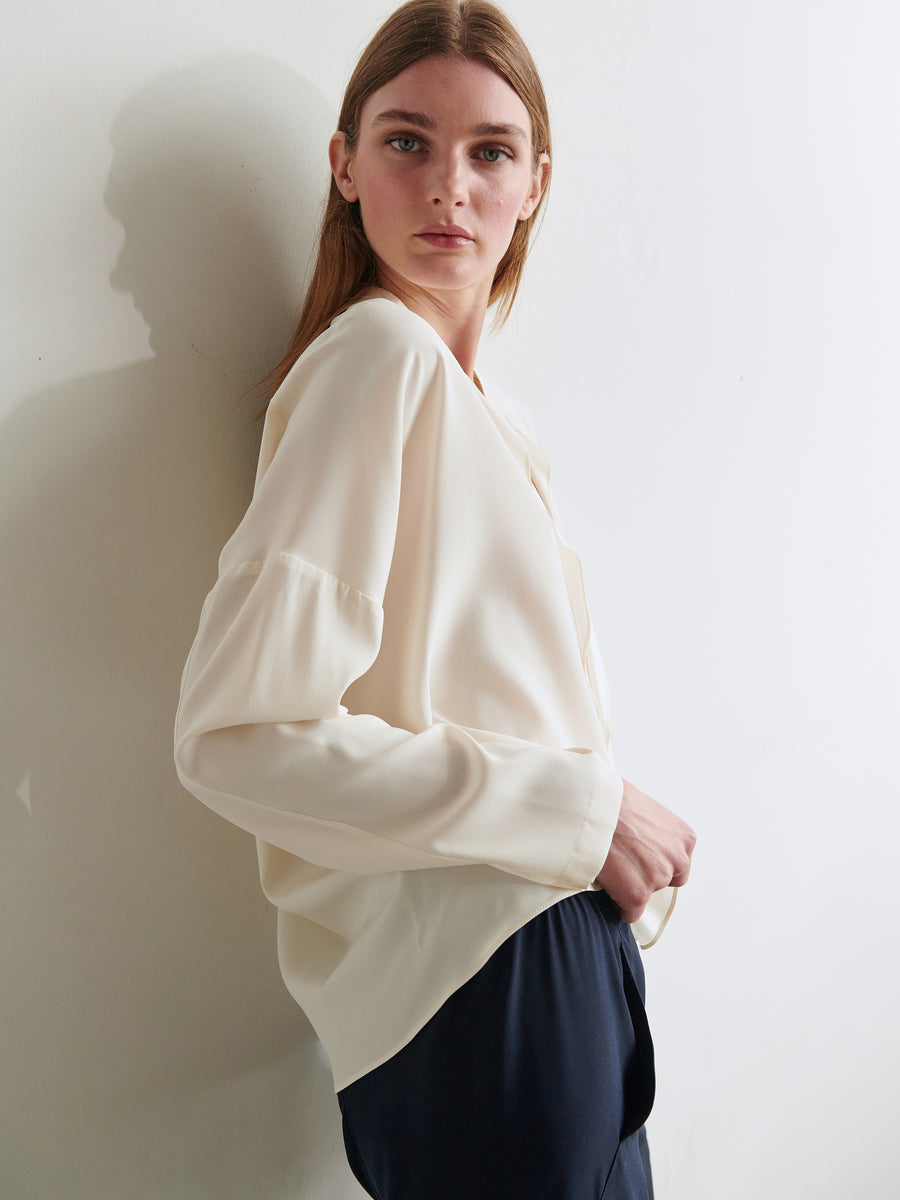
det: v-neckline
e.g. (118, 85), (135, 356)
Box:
(361, 289), (554, 520)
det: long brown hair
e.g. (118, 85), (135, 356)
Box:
(261, 0), (552, 402)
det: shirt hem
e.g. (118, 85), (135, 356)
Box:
(331, 887), (582, 1093)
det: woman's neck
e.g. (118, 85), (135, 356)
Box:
(374, 275), (488, 381)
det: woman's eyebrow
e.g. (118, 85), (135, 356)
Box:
(469, 122), (529, 142)
(370, 110), (529, 142)
(371, 109), (437, 131)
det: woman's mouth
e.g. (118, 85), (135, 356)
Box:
(415, 224), (474, 248)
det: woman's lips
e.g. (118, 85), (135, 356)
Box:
(415, 225), (473, 248)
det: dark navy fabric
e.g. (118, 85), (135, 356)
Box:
(338, 889), (656, 1199)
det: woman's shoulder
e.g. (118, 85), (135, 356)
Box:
(265, 292), (448, 434)
(323, 290), (445, 362)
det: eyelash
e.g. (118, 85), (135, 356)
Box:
(386, 135), (513, 164)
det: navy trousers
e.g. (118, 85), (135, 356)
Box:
(338, 889), (656, 1199)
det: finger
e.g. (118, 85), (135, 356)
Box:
(669, 839), (695, 889)
(670, 863), (692, 888)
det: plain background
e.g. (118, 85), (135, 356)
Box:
(3, 1), (898, 1196)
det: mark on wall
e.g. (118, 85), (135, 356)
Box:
(16, 772), (31, 814)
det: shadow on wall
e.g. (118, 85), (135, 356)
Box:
(0, 56), (360, 1199)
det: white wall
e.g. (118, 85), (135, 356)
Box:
(3, 2), (898, 1197)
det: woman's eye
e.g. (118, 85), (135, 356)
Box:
(389, 136), (421, 153)
(479, 146), (511, 164)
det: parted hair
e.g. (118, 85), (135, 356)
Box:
(261, 0), (552, 401)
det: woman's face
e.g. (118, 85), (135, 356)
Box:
(330, 56), (549, 313)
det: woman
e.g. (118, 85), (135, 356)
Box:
(175, 2), (695, 1196)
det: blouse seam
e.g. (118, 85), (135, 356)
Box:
(560, 758), (608, 887)
(222, 551), (381, 608)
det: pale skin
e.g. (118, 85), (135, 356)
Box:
(330, 55), (695, 922)
(596, 779), (696, 924)
(329, 56), (546, 376)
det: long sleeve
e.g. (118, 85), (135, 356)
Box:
(175, 297), (623, 892)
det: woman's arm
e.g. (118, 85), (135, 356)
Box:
(175, 300), (624, 892)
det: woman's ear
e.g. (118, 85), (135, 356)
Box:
(329, 132), (358, 202)
(518, 151), (550, 221)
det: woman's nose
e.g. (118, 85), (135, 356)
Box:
(428, 150), (468, 207)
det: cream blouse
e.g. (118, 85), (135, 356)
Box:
(174, 291), (675, 1091)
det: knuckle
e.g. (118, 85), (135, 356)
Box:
(627, 882), (652, 914)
